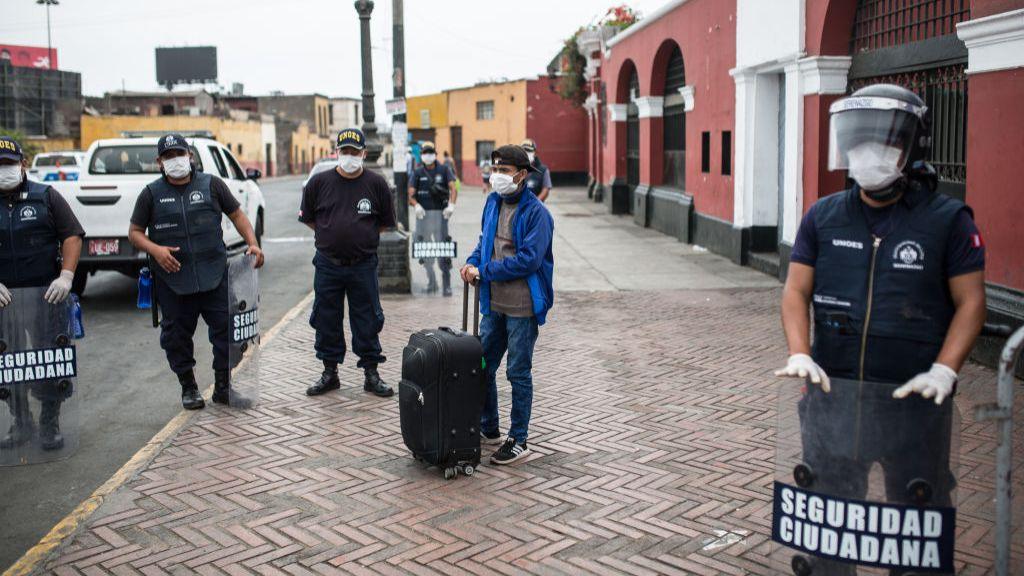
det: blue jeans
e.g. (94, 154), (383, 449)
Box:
(479, 312), (539, 444)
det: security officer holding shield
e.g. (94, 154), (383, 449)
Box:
(408, 141), (457, 296)
(129, 134), (264, 410)
(0, 136), (84, 450)
(775, 85), (986, 573)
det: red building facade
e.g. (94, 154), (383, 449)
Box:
(583, 0), (1024, 332)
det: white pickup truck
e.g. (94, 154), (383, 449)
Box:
(53, 135), (266, 295)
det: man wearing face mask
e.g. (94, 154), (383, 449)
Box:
(129, 133), (264, 410)
(460, 144), (554, 466)
(407, 142), (457, 296)
(300, 128), (396, 398)
(775, 85), (985, 555)
(520, 139), (551, 203)
(0, 136), (84, 450)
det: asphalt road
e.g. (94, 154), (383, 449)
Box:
(0, 175), (316, 569)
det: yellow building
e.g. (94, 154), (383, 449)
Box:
(445, 80), (527, 171)
(289, 122), (334, 174)
(80, 115), (270, 171)
(406, 92), (449, 137)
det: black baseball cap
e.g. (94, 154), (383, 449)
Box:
(491, 144), (539, 172)
(337, 128), (366, 150)
(157, 133), (189, 156)
(520, 139), (537, 153)
(0, 136), (24, 161)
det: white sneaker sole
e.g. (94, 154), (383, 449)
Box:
(490, 446), (530, 465)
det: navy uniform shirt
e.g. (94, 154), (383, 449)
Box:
(791, 187), (985, 277)
(412, 163), (453, 211)
(299, 167), (396, 262)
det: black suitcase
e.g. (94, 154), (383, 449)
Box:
(399, 281), (486, 479)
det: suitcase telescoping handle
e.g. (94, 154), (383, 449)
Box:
(461, 279), (480, 336)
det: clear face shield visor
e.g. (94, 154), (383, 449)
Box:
(827, 96), (924, 173)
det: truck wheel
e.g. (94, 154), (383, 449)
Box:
(72, 269), (88, 296)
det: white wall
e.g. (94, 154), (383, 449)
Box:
(736, 0), (804, 69)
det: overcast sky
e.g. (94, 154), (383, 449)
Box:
(2, 0), (666, 114)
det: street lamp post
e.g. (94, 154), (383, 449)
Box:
(354, 0), (382, 165)
(354, 0), (410, 294)
(36, 0), (59, 70)
(392, 0), (409, 229)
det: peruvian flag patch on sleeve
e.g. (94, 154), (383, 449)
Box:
(971, 233), (985, 248)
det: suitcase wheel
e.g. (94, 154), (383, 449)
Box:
(461, 464), (475, 476)
(444, 467), (457, 480)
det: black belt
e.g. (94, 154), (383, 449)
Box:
(320, 252), (371, 267)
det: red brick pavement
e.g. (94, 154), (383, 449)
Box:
(33, 287), (1022, 575)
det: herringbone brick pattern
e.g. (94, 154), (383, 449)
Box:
(37, 287), (1022, 575)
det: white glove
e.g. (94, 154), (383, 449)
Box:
(893, 363), (957, 405)
(443, 203), (455, 220)
(44, 270), (74, 304)
(774, 353), (831, 392)
(0, 283), (11, 308)
(414, 204), (426, 220)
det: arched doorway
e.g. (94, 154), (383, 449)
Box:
(847, 0), (970, 200)
(662, 45), (686, 189)
(625, 68), (640, 213)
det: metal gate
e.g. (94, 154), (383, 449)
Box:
(848, 0), (970, 200)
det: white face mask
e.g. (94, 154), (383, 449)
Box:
(846, 142), (904, 191)
(489, 172), (519, 196)
(526, 152), (535, 163)
(338, 154), (364, 174)
(162, 156), (191, 179)
(421, 153), (436, 165)
(0, 165), (23, 190)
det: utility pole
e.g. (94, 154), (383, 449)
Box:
(392, 0), (409, 228)
(36, 0), (59, 70)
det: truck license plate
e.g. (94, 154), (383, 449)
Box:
(88, 239), (119, 256)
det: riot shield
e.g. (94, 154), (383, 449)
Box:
(0, 287), (80, 465)
(771, 378), (959, 575)
(226, 254), (260, 408)
(411, 209), (456, 294)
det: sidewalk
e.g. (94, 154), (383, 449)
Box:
(26, 188), (1020, 575)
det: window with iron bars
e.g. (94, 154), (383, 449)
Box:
(850, 0), (970, 53)
(848, 64), (967, 186)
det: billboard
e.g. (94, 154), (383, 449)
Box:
(155, 46), (217, 88)
(0, 44), (58, 69)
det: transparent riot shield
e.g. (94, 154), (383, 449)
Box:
(771, 378), (959, 575)
(411, 209), (456, 295)
(0, 287), (79, 465)
(226, 254), (259, 408)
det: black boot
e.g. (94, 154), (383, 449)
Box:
(0, 393), (34, 449)
(178, 370), (205, 410)
(442, 270), (452, 297)
(306, 362), (341, 396)
(38, 401), (64, 451)
(212, 370), (229, 405)
(363, 367), (394, 397)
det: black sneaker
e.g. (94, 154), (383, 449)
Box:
(363, 368), (394, 397)
(481, 430), (502, 446)
(306, 370), (341, 396)
(490, 437), (530, 465)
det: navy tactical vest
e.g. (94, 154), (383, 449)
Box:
(810, 185), (967, 383)
(147, 172), (226, 295)
(413, 164), (448, 211)
(0, 180), (60, 288)
(524, 160), (548, 195)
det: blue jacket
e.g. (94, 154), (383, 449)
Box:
(466, 190), (554, 325)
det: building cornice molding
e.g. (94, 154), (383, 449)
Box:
(635, 96), (664, 118)
(957, 8), (1024, 74)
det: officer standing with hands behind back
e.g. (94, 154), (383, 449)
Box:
(0, 136), (84, 450)
(300, 129), (396, 398)
(128, 134), (264, 411)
